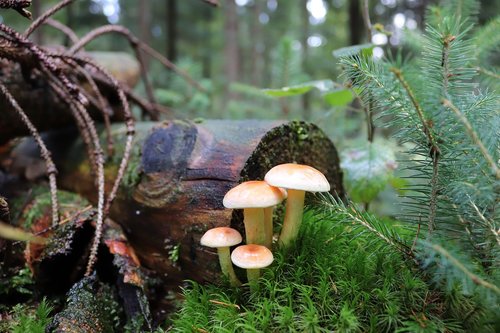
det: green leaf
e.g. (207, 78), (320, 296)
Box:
(332, 43), (374, 58)
(262, 80), (334, 97)
(340, 142), (397, 203)
(324, 89), (355, 106)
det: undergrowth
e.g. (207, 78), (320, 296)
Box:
(170, 208), (488, 332)
(1, 298), (53, 333)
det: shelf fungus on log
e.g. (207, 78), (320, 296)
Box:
(12, 119), (344, 286)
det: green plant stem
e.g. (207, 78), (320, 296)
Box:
(246, 268), (261, 292)
(243, 208), (265, 245)
(217, 247), (241, 287)
(263, 207), (274, 249)
(442, 98), (500, 180)
(278, 189), (306, 247)
(429, 243), (500, 295)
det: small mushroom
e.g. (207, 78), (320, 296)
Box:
(231, 244), (273, 292)
(223, 181), (286, 248)
(265, 163), (330, 247)
(200, 227), (242, 287)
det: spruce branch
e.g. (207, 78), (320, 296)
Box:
(468, 198), (500, 247)
(0, 82), (59, 226)
(421, 241), (500, 295)
(390, 67), (441, 235)
(476, 67), (500, 80)
(319, 194), (410, 256)
(442, 98), (499, 179)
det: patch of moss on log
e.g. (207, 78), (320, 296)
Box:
(47, 275), (121, 333)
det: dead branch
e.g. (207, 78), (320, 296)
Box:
(0, 0), (32, 19)
(0, 82), (59, 226)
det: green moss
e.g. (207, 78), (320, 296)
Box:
(20, 187), (89, 229)
(169, 208), (487, 332)
(2, 298), (53, 333)
(48, 275), (122, 332)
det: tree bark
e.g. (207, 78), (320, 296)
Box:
(21, 120), (345, 286)
(223, 0), (239, 99)
(166, 0), (177, 63)
(349, 0), (364, 45)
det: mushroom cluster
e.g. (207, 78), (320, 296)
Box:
(200, 163), (330, 291)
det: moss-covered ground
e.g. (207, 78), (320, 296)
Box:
(170, 209), (489, 332)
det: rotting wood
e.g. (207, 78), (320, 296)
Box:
(10, 119), (344, 286)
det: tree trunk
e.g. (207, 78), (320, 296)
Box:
(166, 0), (177, 63)
(349, 0), (364, 45)
(22, 120), (344, 286)
(223, 0), (239, 100)
(138, 1), (151, 70)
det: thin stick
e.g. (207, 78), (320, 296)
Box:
(0, 0), (32, 19)
(68, 25), (206, 92)
(43, 18), (79, 44)
(24, 0), (73, 38)
(0, 83), (59, 226)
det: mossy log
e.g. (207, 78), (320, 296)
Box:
(0, 51), (139, 144)
(14, 120), (344, 285)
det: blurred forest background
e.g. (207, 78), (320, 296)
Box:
(1, 0), (498, 143)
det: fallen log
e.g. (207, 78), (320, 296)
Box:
(0, 51), (140, 144)
(11, 119), (344, 286)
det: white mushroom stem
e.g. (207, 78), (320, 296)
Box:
(217, 247), (241, 287)
(263, 207), (274, 249)
(278, 189), (306, 247)
(243, 208), (266, 245)
(246, 268), (261, 292)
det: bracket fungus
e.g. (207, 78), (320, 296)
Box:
(223, 181), (286, 248)
(265, 163), (330, 247)
(200, 227), (242, 287)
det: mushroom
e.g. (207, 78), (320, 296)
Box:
(231, 244), (273, 292)
(265, 163), (330, 247)
(223, 181), (286, 248)
(200, 227), (242, 287)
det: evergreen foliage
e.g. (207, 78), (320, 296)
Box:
(338, 0), (499, 325)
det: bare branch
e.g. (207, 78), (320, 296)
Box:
(0, 82), (59, 226)
(24, 0), (73, 38)
(0, 0), (32, 19)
